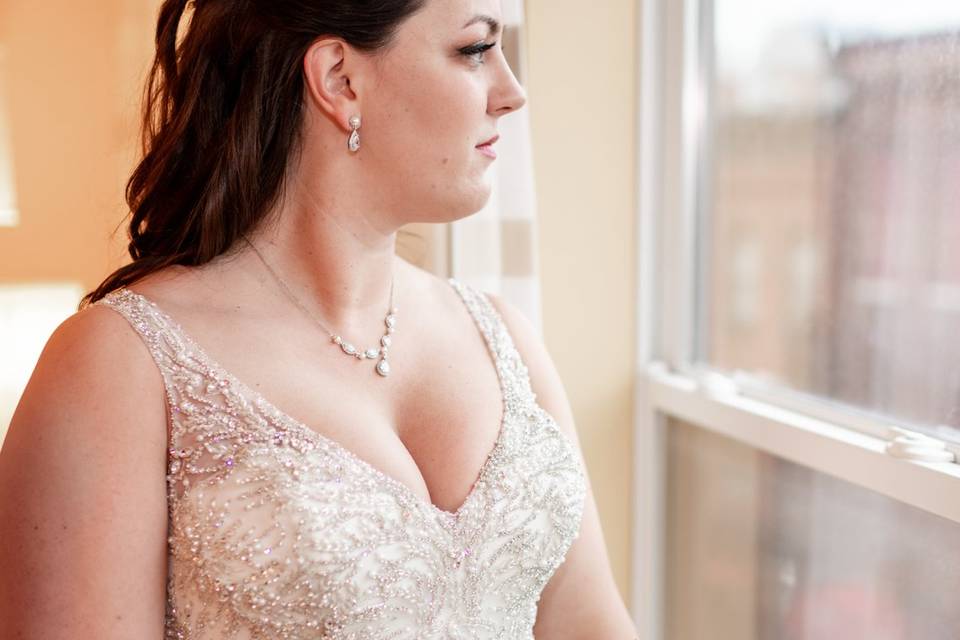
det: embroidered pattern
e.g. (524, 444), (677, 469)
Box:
(94, 278), (586, 639)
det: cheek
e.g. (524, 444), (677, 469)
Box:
(379, 103), (484, 195)
(385, 68), (482, 158)
(366, 67), (492, 218)
(416, 102), (478, 168)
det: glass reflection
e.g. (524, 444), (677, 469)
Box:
(702, 0), (960, 440)
(666, 419), (960, 640)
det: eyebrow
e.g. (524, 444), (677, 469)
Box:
(463, 14), (502, 35)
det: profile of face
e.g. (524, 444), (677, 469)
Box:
(303, 0), (528, 226)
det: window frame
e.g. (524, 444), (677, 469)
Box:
(631, 0), (960, 637)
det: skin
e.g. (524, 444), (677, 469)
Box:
(0, 0), (637, 636)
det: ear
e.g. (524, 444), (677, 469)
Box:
(302, 38), (361, 132)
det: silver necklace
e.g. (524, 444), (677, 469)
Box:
(245, 238), (397, 377)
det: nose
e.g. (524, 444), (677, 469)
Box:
(490, 53), (527, 115)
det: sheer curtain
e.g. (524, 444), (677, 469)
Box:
(399, 0), (543, 334)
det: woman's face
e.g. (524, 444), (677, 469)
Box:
(355, 0), (527, 224)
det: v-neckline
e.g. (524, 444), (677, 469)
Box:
(118, 278), (510, 523)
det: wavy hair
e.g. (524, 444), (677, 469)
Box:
(80, 0), (426, 309)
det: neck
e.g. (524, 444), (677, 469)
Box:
(241, 186), (401, 332)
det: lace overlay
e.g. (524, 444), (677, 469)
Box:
(93, 278), (586, 639)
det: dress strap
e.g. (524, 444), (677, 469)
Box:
(92, 288), (191, 379)
(91, 288), (254, 496)
(90, 287), (216, 443)
(447, 278), (538, 417)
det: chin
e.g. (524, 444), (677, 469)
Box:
(417, 181), (492, 224)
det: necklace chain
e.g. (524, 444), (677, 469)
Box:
(243, 237), (396, 377)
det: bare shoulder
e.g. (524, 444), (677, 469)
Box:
(0, 301), (168, 637)
(15, 302), (167, 432)
(123, 262), (213, 308)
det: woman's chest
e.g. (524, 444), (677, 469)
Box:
(174, 309), (507, 515)
(166, 398), (586, 638)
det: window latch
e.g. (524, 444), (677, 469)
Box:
(885, 427), (956, 463)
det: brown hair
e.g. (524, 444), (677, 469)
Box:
(80, 0), (426, 309)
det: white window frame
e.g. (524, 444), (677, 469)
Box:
(630, 0), (960, 638)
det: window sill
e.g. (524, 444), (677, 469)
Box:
(643, 361), (960, 525)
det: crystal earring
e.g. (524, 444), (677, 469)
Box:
(347, 115), (361, 152)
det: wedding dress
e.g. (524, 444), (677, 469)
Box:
(94, 277), (586, 639)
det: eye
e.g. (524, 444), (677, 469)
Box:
(460, 41), (498, 65)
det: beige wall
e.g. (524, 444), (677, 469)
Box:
(526, 0), (638, 602)
(0, 1), (160, 434)
(0, 0), (155, 287)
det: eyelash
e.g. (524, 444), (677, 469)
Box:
(460, 41), (499, 65)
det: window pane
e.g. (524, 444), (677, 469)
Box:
(665, 419), (960, 640)
(700, 0), (960, 441)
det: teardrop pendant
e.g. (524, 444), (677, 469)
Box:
(348, 129), (360, 152)
(376, 358), (391, 377)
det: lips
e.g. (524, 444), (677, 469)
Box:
(476, 134), (499, 148)
(475, 133), (499, 160)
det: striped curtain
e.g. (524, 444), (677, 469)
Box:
(398, 0), (542, 334)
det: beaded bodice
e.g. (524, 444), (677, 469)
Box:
(93, 278), (586, 639)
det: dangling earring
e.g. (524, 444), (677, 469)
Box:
(347, 115), (361, 153)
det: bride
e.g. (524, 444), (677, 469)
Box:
(0, 0), (637, 636)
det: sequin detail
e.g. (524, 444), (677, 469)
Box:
(93, 278), (586, 639)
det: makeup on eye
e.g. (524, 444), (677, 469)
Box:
(459, 41), (501, 64)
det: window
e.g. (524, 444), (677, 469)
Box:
(665, 419), (960, 640)
(634, 1), (960, 638)
(700, 0), (960, 443)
